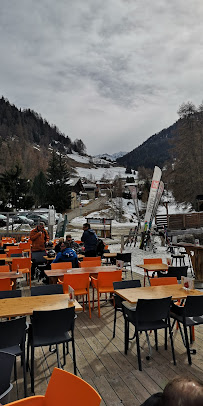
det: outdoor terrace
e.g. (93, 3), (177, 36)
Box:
(9, 272), (203, 406)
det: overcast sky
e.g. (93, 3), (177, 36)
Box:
(1, 1), (203, 155)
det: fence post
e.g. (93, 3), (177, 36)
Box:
(121, 235), (124, 253)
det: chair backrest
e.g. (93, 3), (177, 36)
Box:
(11, 257), (32, 272)
(97, 271), (122, 288)
(0, 290), (22, 299)
(136, 296), (172, 322)
(0, 351), (15, 398)
(0, 265), (10, 272)
(167, 266), (188, 280)
(117, 253), (131, 263)
(31, 285), (63, 296)
(62, 273), (90, 293)
(32, 308), (75, 341)
(0, 317), (27, 349)
(113, 280), (141, 290)
(0, 254), (7, 259)
(113, 280), (141, 308)
(184, 296), (203, 318)
(80, 260), (101, 268)
(144, 258), (162, 264)
(0, 279), (12, 291)
(150, 277), (178, 286)
(51, 262), (72, 270)
(7, 248), (23, 256)
(19, 242), (32, 249)
(45, 367), (101, 406)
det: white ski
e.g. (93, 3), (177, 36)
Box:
(150, 180), (164, 226)
(128, 185), (141, 226)
(144, 166), (162, 230)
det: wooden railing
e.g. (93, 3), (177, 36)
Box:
(156, 212), (203, 230)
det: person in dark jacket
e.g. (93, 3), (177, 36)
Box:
(52, 242), (79, 268)
(81, 223), (97, 257)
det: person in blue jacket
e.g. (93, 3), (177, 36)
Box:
(52, 242), (79, 267)
(81, 223), (97, 257)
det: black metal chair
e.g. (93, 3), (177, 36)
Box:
(122, 296), (176, 371)
(31, 284), (63, 296)
(0, 290), (22, 299)
(0, 317), (27, 397)
(0, 351), (15, 405)
(116, 253), (132, 278)
(27, 307), (76, 393)
(159, 266), (188, 280)
(113, 280), (141, 338)
(170, 296), (203, 365)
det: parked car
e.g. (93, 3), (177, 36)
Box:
(26, 213), (48, 225)
(11, 215), (34, 225)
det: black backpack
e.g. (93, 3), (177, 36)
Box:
(96, 239), (105, 256)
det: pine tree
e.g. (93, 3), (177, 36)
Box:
(0, 164), (32, 209)
(32, 171), (48, 207)
(46, 152), (71, 212)
(165, 102), (203, 207)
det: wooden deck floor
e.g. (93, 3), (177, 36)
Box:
(10, 272), (203, 406)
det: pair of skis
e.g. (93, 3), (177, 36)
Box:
(140, 166), (164, 250)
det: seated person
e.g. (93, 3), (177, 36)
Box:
(65, 234), (80, 253)
(54, 237), (64, 253)
(52, 242), (79, 268)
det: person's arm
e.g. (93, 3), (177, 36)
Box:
(81, 231), (85, 242)
(52, 252), (61, 263)
(30, 229), (41, 241)
(45, 230), (49, 242)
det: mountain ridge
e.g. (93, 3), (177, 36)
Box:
(117, 121), (178, 169)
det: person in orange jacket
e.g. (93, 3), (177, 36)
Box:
(30, 222), (49, 279)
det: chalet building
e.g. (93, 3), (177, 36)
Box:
(96, 182), (114, 197)
(67, 178), (84, 209)
(83, 184), (99, 200)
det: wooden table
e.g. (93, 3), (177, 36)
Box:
(0, 271), (23, 279)
(4, 257), (24, 263)
(45, 266), (119, 284)
(103, 253), (117, 264)
(136, 263), (168, 281)
(115, 284), (203, 304)
(0, 294), (82, 318)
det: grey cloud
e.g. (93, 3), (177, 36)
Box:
(0, 0), (203, 154)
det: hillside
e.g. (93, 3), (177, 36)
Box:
(117, 122), (178, 169)
(0, 97), (86, 178)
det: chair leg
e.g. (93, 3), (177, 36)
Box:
(113, 308), (117, 338)
(135, 331), (142, 371)
(164, 325), (168, 350)
(92, 288), (95, 310)
(97, 289), (101, 318)
(190, 326), (195, 343)
(31, 346), (35, 393)
(63, 343), (66, 366)
(154, 329), (158, 351)
(87, 292), (91, 319)
(168, 319), (176, 366)
(56, 344), (60, 368)
(22, 350), (27, 397)
(124, 319), (129, 354)
(184, 324), (192, 365)
(71, 338), (77, 375)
